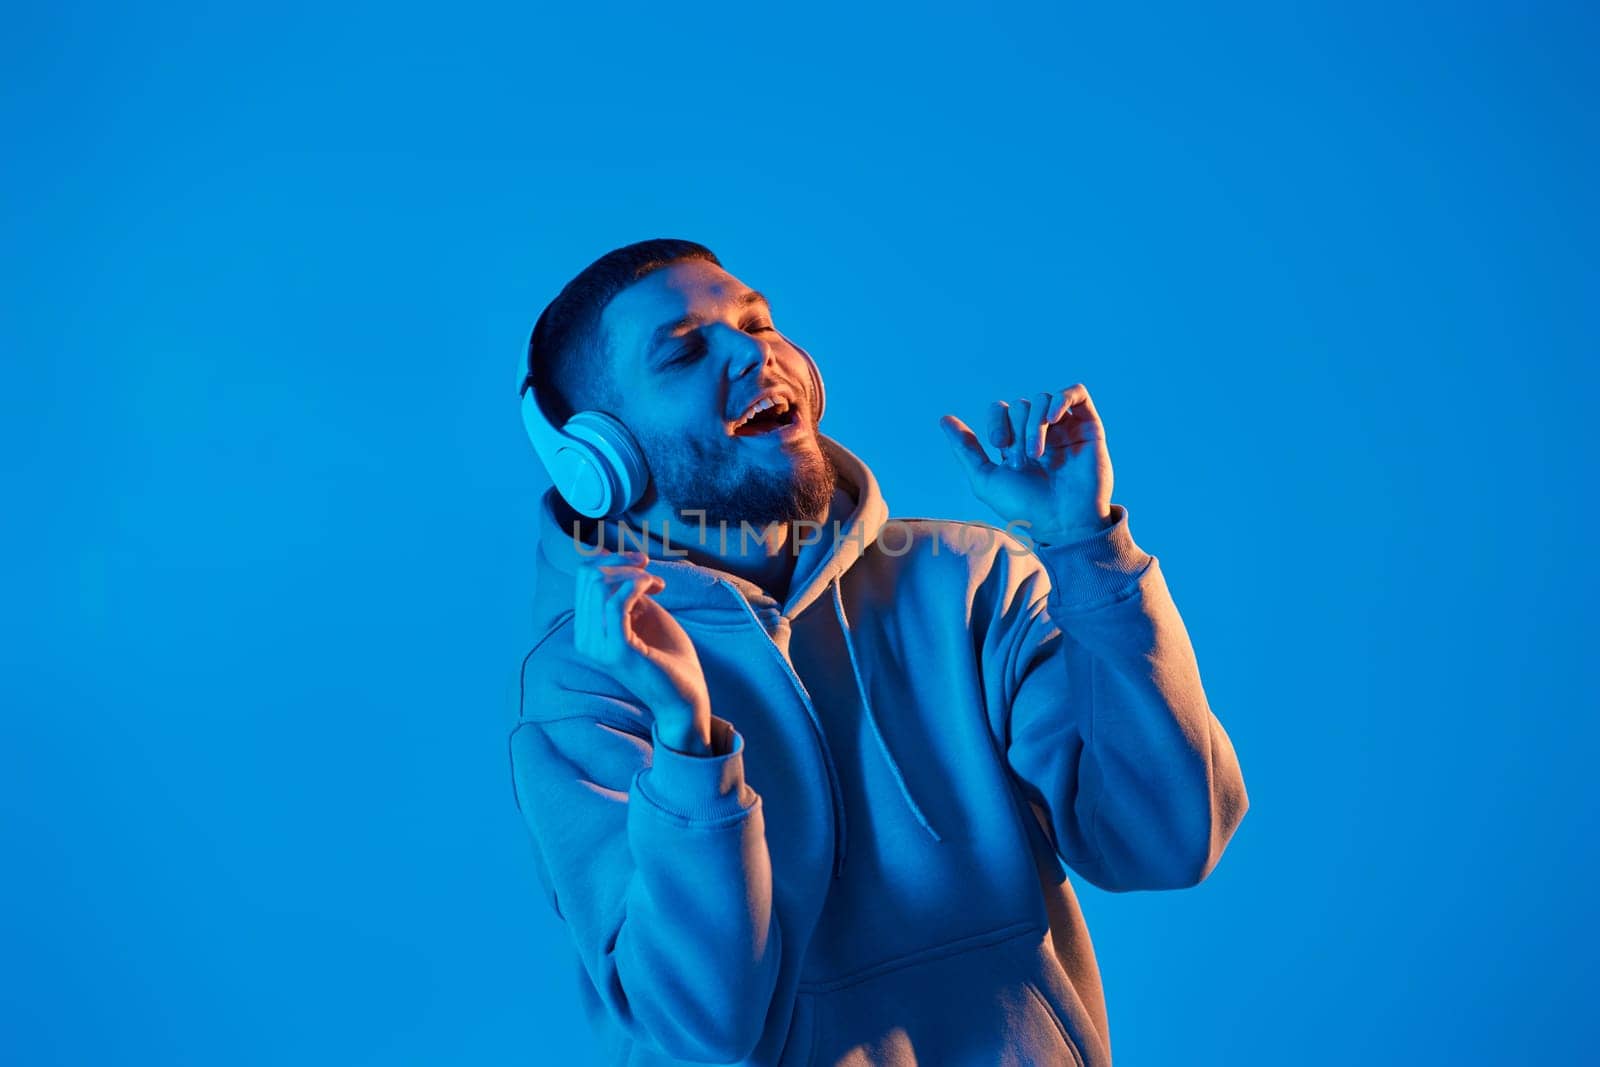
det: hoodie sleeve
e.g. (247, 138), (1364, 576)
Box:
(985, 504), (1249, 892)
(508, 677), (783, 1063)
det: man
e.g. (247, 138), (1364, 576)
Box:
(508, 238), (1248, 1066)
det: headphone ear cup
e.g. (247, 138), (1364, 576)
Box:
(563, 410), (650, 518)
(809, 354), (826, 424)
(788, 338), (826, 424)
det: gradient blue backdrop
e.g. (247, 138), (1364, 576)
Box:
(6, 3), (1597, 1064)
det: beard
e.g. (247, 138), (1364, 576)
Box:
(639, 424), (837, 532)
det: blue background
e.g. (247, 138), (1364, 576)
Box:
(6, 2), (1596, 1064)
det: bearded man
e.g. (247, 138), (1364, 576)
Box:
(508, 238), (1248, 1066)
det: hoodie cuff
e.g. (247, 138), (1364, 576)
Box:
(1033, 504), (1154, 611)
(635, 715), (756, 823)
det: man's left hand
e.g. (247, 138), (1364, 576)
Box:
(940, 383), (1116, 545)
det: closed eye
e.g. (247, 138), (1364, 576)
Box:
(661, 319), (775, 370)
(665, 336), (706, 367)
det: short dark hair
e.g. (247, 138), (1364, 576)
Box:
(525, 238), (721, 422)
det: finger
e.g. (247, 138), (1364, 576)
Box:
(596, 563), (660, 589)
(573, 562), (594, 655)
(579, 557), (656, 627)
(1060, 384), (1107, 446)
(605, 575), (657, 654)
(1006, 397), (1032, 468)
(986, 401), (1013, 450)
(939, 415), (995, 480)
(1043, 389), (1072, 425)
(1030, 391), (1054, 459)
(588, 556), (643, 572)
(601, 570), (663, 643)
(603, 577), (638, 653)
(1044, 384), (1104, 453)
(580, 559), (617, 651)
(1070, 385), (1103, 432)
(576, 550), (639, 584)
(1037, 389), (1072, 460)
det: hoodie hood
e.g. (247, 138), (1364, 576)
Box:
(528, 434), (939, 878)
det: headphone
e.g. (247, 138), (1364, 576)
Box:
(520, 307), (827, 519)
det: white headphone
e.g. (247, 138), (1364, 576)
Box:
(520, 308), (827, 519)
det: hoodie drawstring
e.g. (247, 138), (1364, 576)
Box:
(830, 578), (943, 845)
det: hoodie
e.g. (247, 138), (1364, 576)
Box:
(508, 435), (1248, 1066)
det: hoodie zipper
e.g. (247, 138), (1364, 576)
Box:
(716, 578), (852, 880)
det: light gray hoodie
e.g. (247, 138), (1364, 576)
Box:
(509, 435), (1248, 1065)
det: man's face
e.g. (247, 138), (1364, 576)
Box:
(600, 259), (835, 530)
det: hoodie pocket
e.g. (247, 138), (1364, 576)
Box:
(800, 922), (1087, 1066)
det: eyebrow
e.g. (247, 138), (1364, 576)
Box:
(650, 290), (771, 349)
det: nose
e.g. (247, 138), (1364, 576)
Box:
(718, 323), (768, 383)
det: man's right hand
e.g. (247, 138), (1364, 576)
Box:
(573, 550), (714, 755)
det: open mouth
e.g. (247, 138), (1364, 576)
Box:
(730, 395), (798, 437)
